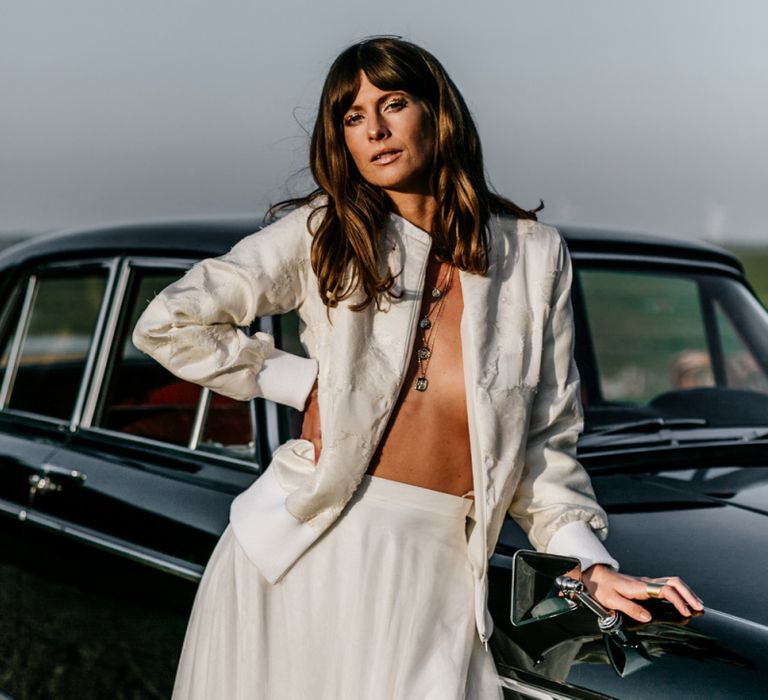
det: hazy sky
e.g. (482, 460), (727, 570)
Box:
(1, 0), (767, 243)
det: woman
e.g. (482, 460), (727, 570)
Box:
(133, 37), (703, 699)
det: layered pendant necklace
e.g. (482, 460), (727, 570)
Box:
(414, 263), (454, 392)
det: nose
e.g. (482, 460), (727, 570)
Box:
(367, 114), (389, 141)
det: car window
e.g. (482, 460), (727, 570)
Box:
(198, 393), (257, 459)
(4, 271), (108, 421)
(98, 272), (202, 446)
(577, 265), (768, 430)
(714, 301), (768, 392)
(97, 269), (257, 460)
(579, 270), (713, 403)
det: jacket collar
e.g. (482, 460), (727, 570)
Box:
(386, 211), (433, 247)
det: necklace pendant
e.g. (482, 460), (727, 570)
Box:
(419, 317), (432, 330)
(417, 346), (431, 361)
(415, 376), (429, 392)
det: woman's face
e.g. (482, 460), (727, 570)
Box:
(342, 72), (435, 197)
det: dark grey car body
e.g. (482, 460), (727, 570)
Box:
(0, 217), (766, 699)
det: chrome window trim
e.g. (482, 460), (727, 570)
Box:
(70, 258), (122, 431)
(248, 398), (259, 459)
(0, 281), (23, 355)
(0, 275), (38, 408)
(188, 388), (212, 450)
(80, 425), (263, 473)
(87, 256), (212, 449)
(126, 255), (195, 270)
(0, 407), (70, 429)
(258, 315), (283, 454)
(79, 258), (131, 427)
(264, 399), (282, 455)
(188, 388), (257, 458)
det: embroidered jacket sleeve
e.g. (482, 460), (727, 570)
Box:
(508, 232), (619, 571)
(132, 205), (318, 411)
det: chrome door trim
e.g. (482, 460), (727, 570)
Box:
(2, 503), (204, 582)
(0, 495), (27, 519)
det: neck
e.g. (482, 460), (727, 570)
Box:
(386, 191), (437, 234)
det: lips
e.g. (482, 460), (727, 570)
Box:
(371, 149), (402, 164)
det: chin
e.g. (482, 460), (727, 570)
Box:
(360, 168), (428, 194)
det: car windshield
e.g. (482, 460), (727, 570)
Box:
(574, 266), (768, 435)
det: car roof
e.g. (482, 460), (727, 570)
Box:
(554, 222), (743, 272)
(0, 214), (743, 275)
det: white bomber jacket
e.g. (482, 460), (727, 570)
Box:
(133, 202), (618, 644)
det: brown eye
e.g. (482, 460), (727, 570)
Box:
(384, 98), (407, 111)
(344, 113), (363, 127)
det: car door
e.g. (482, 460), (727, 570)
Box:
(0, 256), (271, 699)
(36, 258), (270, 574)
(0, 259), (133, 699)
(0, 262), (111, 521)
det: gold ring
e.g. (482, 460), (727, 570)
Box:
(646, 582), (665, 599)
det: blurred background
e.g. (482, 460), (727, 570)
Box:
(1, 0), (766, 299)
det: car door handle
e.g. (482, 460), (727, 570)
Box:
(28, 472), (64, 499)
(28, 463), (87, 502)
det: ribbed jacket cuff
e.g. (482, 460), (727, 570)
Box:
(546, 520), (620, 572)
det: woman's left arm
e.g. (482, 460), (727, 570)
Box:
(508, 229), (703, 621)
(508, 232), (613, 563)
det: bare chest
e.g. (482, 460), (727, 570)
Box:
(367, 260), (473, 495)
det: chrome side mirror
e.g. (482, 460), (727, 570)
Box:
(511, 550), (653, 677)
(510, 550), (581, 626)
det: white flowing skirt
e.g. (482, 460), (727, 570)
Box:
(172, 475), (503, 700)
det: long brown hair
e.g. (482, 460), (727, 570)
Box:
(269, 36), (542, 311)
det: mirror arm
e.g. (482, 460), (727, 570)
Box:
(556, 575), (622, 632)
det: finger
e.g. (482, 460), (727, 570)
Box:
(647, 576), (704, 611)
(664, 577), (704, 611)
(609, 596), (652, 624)
(660, 585), (691, 617)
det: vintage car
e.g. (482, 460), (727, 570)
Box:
(0, 216), (766, 699)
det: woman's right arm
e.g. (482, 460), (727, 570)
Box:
(132, 205), (319, 411)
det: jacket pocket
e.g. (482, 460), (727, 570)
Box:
(269, 438), (317, 494)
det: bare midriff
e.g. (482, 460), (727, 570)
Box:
(366, 257), (474, 497)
